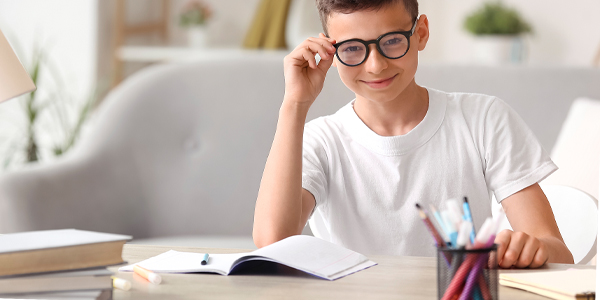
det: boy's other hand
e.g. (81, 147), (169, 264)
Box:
(495, 229), (549, 269)
(283, 33), (337, 106)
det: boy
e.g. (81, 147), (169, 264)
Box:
(253, 0), (573, 268)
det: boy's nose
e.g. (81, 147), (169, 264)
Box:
(363, 44), (387, 74)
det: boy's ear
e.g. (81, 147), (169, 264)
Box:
(332, 57), (337, 68)
(416, 14), (430, 51)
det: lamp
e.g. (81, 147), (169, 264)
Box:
(0, 28), (36, 103)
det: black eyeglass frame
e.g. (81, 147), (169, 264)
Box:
(332, 18), (419, 67)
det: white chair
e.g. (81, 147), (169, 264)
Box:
(491, 184), (598, 265)
(543, 97), (600, 201)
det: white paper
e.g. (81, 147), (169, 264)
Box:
(119, 250), (248, 275)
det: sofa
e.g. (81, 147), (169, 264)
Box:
(1, 52), (599, 249)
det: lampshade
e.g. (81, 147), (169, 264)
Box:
(0, 28), (36, 103)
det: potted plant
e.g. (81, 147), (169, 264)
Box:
(179, 0), (213, 48)
(464, 1), (532, 64)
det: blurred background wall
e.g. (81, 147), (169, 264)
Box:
(0, 0), (599, 172)
(420, 0), (600, 66)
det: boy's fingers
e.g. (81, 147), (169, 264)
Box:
(318, 33), (336, 43)
(530, 243), (549, 268)
(295, 39), (329, 60)
(307, 38), (336, 56)
(308, 36), (336, 50)
(514, 235), (539, 268)
(297, 48), (317, 69)
(316, 52), (334, 73)
(494, 230), (511, 265)
(499, 232), (527, 269)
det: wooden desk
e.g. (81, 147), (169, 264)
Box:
(110, 244), (593, 299)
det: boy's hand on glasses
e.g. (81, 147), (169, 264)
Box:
(283, 33), (337, 107)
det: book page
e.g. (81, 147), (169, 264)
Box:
(117, 236), (376, 280)
(251, 235), (371, 280)
(118, 250), (248, 275)
(500, 269), (595, 297)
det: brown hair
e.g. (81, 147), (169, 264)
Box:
(316, 0), (419, 36)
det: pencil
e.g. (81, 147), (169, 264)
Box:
(429, 204), (451, 245)
(415, 203), (445, 248)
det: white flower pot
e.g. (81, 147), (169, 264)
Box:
(187, 26), (208, 48)
(472, 35), (525, 65)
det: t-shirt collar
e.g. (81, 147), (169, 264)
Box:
(339, 87), (447, 156)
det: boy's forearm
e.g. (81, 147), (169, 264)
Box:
(253, 98), (311, 247)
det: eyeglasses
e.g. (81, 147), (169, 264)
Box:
(333, 18), (419, 67)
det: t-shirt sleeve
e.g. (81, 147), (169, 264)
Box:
(302, 121), (329, 216)
(482, 98), (558, 202)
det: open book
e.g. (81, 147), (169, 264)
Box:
(500, 269), (595, 300)
(119, 235), (376, 280)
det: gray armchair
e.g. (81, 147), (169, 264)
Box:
(0, 55), (293, 241)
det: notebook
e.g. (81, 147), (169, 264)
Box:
(499, 269), (596, 300)
(0, 268), (113, 295)
(0, 229), (131, 276)
(119, 235), (377, 280)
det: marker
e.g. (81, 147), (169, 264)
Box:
(456, 221), (473, 248)
(201, 253), (209, 265)
(446, 199), (464, 229)
(473, 217), (493, 248)
(462, 197), (476, 243)
(111, 276), (131, 291)
(491, 206), (506, 236)
(441, 211), (458, 247)
(133, 265), (162, 284)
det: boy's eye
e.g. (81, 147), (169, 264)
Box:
(343, 46), (362, 52)
(383, 37), (404, 46)
(340, 42), (364, 53)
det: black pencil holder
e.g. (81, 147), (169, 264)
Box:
(437, 246), (498, 300)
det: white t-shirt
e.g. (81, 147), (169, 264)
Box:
(301, 87), (557, 256)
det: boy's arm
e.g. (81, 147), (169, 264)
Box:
(253, 34), (336, 248)
(495, 183), (574, 268)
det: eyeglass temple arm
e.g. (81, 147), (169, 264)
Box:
(411, 17), (419, 34)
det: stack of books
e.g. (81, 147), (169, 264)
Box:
(0, 229), (131, 299)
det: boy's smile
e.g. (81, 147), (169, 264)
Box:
(361, 74), (398, 89)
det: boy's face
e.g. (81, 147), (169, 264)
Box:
(327, 2), (429, 105)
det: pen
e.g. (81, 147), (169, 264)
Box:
(201, 253), (209, 265)
(133, 265), (162, 284)
(462, 197), (476, 244)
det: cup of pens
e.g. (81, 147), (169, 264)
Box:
(438, 245), (498, 300)
(415, 198), (504, 300)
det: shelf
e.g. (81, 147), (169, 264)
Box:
(117, 46), (289, 63)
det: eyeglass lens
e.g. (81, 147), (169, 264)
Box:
(336, 33), (409, 66)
